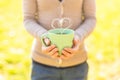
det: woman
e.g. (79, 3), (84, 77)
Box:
(23, 0), (96, 80)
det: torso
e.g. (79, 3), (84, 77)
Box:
(36, 0), (83, 30)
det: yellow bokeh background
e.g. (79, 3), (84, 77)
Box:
(0, 0), (120, 80)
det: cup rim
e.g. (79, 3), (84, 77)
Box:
(48, 28), (74, 35)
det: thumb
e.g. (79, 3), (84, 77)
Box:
(72, 38), (78, 48)
(73, 36), (80, 48)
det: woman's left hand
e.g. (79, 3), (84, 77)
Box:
(60, 35), (81, 60)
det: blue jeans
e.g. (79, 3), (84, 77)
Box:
(31, 60), (88, 80)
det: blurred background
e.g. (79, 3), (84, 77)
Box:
(0, 0), (120, 80)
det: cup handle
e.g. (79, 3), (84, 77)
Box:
(41, 33), (50, 46)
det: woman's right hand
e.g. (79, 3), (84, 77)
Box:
(41, 38), (60, 59)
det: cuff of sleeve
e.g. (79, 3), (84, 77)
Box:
(37, 29), (47, 38)
(74, 30), (84, 42)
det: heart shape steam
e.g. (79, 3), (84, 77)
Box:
(51, 17), (72, 34)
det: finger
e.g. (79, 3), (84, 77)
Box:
(47, 45), (56, 52)
(73, 37), (80, 47)
(73, 38), (78, 47)
(48, 48), (58, 56)
(64, 48), (73, 53)
(51, 52), (60, 58)
(62, 50), (71, 57)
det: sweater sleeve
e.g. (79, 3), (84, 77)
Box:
(23, 0), (47, 38)
(75, 0), (96, 41)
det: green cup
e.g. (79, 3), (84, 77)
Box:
(41, 28), (74, 55)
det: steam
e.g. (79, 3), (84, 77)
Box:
(51, 17), (72, 34)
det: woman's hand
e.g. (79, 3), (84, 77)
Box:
(41, 38), (60, 59)
(60, 35), (81, 60)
